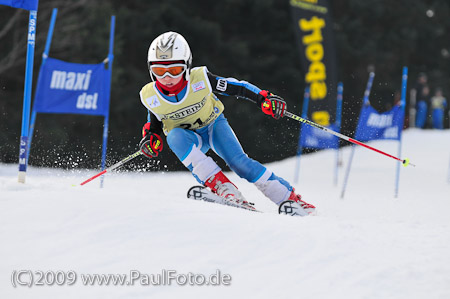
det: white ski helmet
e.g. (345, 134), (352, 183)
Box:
(147, 31), (192, 81)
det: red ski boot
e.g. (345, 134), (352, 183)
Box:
(287, 189), (316, 215)
(204, 171), (250, 208)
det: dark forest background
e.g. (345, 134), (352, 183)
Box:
(1, 0), (449, 172)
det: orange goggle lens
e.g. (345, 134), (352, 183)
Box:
(150, 64), (186, 77)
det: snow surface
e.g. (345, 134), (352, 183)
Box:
(1, 129), (450, 299)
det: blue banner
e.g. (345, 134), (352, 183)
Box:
(300, 123), (339, 149)
(354, 104), (404, 141)
(33, 57), (110, 116)
(0, 0), (38, 10)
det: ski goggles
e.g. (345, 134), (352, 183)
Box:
(150, 63), (187, 79)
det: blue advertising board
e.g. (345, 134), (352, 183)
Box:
(33, 57), (110, 116)
(354, 105), (404, 142)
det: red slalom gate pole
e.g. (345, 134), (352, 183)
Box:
(284, 111), (415, 167)
(80, 150), (142, 186)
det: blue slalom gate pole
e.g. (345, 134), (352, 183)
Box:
(18, 9), (38, 183)
(334, 82), (343, 186)
(294, 87), (310, 184)
(394, 67), (408, 198)
(340, 72), (375, 198)
(100, 15), (115, 188)
(28, 8), (58, 161)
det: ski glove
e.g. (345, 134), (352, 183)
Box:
(257, 90), (286, 119)
(139, 122), (163, 158)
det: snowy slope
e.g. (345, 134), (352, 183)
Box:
(1, 129), (450, 299)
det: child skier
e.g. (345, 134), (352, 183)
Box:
(138, 31), (315, 215)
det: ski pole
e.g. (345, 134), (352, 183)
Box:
(79, 150), (143, 186)
(284, 111), (415, 167)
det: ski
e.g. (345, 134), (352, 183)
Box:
(187, 186), (313, 217)
(187, 186), (259, 212)
(278, 200), (309, 217)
